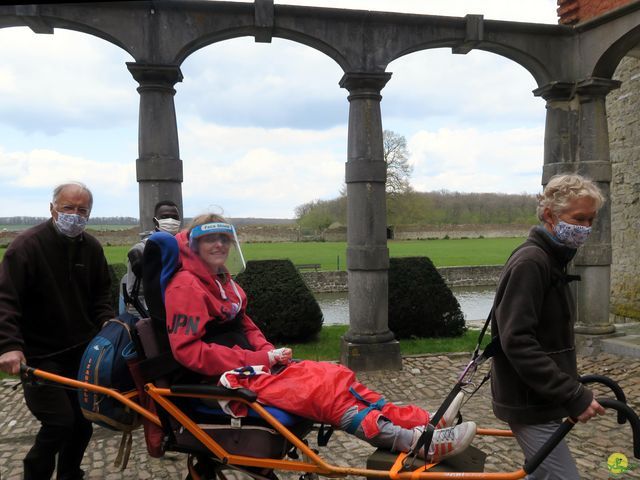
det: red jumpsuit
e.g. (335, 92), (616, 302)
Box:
(165, 231), (430, 438)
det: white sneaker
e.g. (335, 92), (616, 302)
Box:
(436, 392), (464, 429)
(411, 421), (476, 463)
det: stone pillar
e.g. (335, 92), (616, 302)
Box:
(338, 72), (402, 371)
(535, 78), (621, 348)
(127, 63), (184, 232)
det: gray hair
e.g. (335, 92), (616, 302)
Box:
(536, 174), (605, 221)
(52, 181), (94, 210)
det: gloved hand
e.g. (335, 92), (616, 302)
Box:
(268, 347), (293, 366)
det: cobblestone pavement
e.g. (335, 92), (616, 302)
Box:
(1, 353), (639, 480)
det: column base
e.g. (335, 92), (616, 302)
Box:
(340, 338), (402, 372)
(575, 330), (619, 356)
(574, 323), (616, 335)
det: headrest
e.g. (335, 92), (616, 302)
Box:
(142, 232), (180, 323)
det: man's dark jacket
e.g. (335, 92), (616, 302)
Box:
(490, 226), (593, 424)
(0, 219), (114, 360)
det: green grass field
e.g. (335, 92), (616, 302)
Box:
(284, 325), (491, 361)
(1, 237), (525, 268)
(238, 237), (523, 269)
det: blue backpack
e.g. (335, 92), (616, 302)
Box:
(77, 312), (140, 432)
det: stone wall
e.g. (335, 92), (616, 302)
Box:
(322, 224), (529, 242)
(391, 224), (529, 241)
(237, 224), (300, 243)
(608, 55), (640, 322)
(301, 265), (503, 293)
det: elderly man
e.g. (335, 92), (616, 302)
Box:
(0, 181), (114, 480)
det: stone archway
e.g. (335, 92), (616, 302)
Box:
(2, 0), (640, 369)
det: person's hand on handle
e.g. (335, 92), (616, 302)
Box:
(268, 347), (293, 366)
(0, 350), (26, 376)
(576, 398), (605, 423)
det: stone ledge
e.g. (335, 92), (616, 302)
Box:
(301, 265), (502, 293)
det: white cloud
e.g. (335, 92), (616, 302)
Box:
(274, 0), (558, 23)
(0, 147), (134, 190)
(0, 28), (136, 133)
(179, 121), (346, 217)
(409, 127), (544, 193)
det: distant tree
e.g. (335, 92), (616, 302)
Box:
(295, 197), (346, 232)
(383, 130), (413, 196)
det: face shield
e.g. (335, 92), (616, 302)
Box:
(189, 222), (246, 275)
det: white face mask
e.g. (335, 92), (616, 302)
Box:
(55, 212), (88, 238)
(155, 217), (181, 235)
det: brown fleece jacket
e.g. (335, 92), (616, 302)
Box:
(0, 219), (114, 360)
(490, 226), (593, 425)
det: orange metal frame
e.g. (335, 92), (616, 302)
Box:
(25, 367), (525, 480)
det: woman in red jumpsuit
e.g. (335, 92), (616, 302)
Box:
(165, 213), (476, 462)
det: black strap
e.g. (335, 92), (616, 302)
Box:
(405, 384), (462, 468)
(136, 351), (183, 382)
(317, 423), (334, 447)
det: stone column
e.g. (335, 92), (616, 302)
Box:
(127, 63), (184, 232)
(338, 72), (402, 371)
(535, 78), (621, 349)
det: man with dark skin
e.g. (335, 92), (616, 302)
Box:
(0, 181), (113, 479)
(124, 200), (181, 316)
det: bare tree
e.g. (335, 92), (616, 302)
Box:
(383, 129), (413, 195)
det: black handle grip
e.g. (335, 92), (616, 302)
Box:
(19, 363), (33, 378)
(523, 420), (575, 474)
(598, 398), (640, 459)
(524, 396), (640, 475)
(580, 374), (627, 424)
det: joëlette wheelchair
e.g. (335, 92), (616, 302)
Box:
(20, 231), (640, 480)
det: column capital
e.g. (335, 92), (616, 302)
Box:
(339, 71), (392, 95)
(126, 62), (183, 91)
(575, 77), (621, 101)
(533, 81), (576, 101)
(533, 77), (621, 101)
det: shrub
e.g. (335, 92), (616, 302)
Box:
(388, 257), (466, 339)
(236, 260), (323, 343)
(108, 262), (128, 315)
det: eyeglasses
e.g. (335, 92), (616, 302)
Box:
(57, 204), (91, 217)
(200, 233), (232, 245)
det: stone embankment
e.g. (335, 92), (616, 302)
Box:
(302, 265), (502, 293)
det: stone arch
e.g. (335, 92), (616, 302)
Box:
(593, 24), (640, 78)
(388, 39), (552, 88)
(175, 27), (351, 72)
(0, 17), (135, 61)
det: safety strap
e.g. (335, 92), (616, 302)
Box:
(346, 386), (387, 434)
(114, 431), (133, 470)
(317, 423), (334, 446)
(122, 276), (149, 318)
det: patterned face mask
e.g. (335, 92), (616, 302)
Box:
(55, 212), (88, 238)
(553, 220), (592, 249)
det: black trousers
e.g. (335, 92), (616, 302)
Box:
(22, 348), (93, 480)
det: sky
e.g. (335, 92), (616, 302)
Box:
(0, 0), (558, 219)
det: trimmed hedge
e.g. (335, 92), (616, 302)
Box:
(388, 256), (466, 339)
(235, 260), (323, 343)
(108, 262), (127, 315)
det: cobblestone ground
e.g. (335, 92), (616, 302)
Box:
(1, 353), (639, 480)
